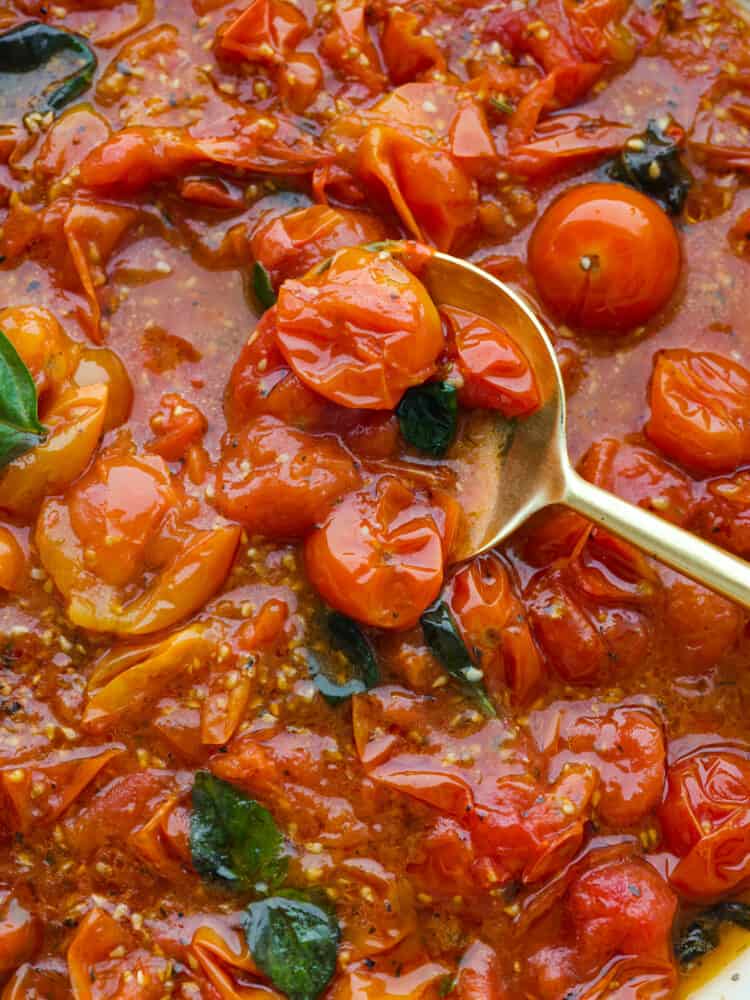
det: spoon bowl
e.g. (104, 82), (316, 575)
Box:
(422, 250), (750, 609)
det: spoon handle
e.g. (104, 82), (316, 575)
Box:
(563, 467), (750, 609)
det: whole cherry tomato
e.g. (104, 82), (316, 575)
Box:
(275, 247), (443, 409)
(528, 182), (680, 331)
(304, 475), (451, 629)
(646, 349), (750, 475)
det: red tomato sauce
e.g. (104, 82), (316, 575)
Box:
(0, 1), (749, 998)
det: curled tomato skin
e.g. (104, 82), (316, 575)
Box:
(250, 204), (386, 287)
(528, 182), (680, 331)
(304, 475), (449, 629)
(275, 247), (443, 409)
(646, 349), (750, 475)
(215, 415), (360, 539)
(659, 749), (750, 900)
(441, 305), (541, 417)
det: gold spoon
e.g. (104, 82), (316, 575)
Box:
(421, 251), (750, 608)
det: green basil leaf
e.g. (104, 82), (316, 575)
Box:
(0, 329), (46, 470)
(677, 901), (750, 966)
(397, 382), (458, 457)
(606, 117), (692, 216)
(0, 22), (97, 116)
(253, 261), (277, 311)
(244, 894), (340, 1000)
(305, 611), (380, 705)
(421, 600), (496, 717)
(190, 771), (287, 891)
(489, 95), (515, 115)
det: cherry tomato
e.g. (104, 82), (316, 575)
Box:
(441, 305), (541, 417)
(663, 572), (742, 673)
(215, 415), (360, 539)
(304, 475), (449, 629)
(579, 436), (694, 525)
(250, 204), (386, 287)
(275, 247), (443, 409)
(659, 749), (750, 900)
(447, 552), (542, 704)
(568, 861), (676, 969)
(453, 941), (509, 1000)
(227, 308), (328, 430)
(528, 182), (680, 331)
(647, 349), (750, 475)
(539, 702), (666, 827)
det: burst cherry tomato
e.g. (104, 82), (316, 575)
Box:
(304, 475), (452, 629)
(275, 247), (443, 409)
(441, 305), (541, 416)
(215, 415), (360, 539)
(528, 182), (680, 331)
(659, 749), (750, 900)
(647, 349), (750, 475)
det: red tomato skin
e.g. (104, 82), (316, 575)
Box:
(659, 749), (750, 900)
(447, 552), (543, 704)
(528, 182), (680, 331)
(454, 941), (509, 1000)
(226, 308), (328, 430)
(567, 860), (677, 969)
(579, 436), (694, 525)
(215, 416), (360, 539)
(250, 204), (386, 287)
(275, 247), (443, 409)
(440, 305), (541, 417)
(304, 476), (448, 629)
(646, 349), (750, 475)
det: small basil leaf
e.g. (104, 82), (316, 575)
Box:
(0, 329), (46, 470)
(677, 901), (750, 966)
(253, 261), (277, 311)
(244, 894), (340, 1000)
(606, 118), (692, 215)
(489, 95), (514, 115)
(190, 771), (287, 891)
(305, 611), (379, 705)
(421, 600), (496, 717)
(397, 382), (458, 457)
(0, 22), (97, 116)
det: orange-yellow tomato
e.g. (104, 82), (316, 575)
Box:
(0, 527), (25, 592)
(215, 415), (360, 538)
(0, 305), (77, 407)
(36, 451), (240, 634)
(528, 182), (680, 331)
(304, 475), (451, 629)
(275, 247), (443, 409)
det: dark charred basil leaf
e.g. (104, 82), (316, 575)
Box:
(305, 611), (379, 705)
(0, 329), (46, 470)
(606, 118), (692, 215)
(677, 901), (750, 966)
(190, 771), (287, 892)
(0, 22), (97, 117)
(397, 382), (458, 457)
(421, 600), (496, 716)
(244, 893), (340, 1000)
(253, 261), (277, 311)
